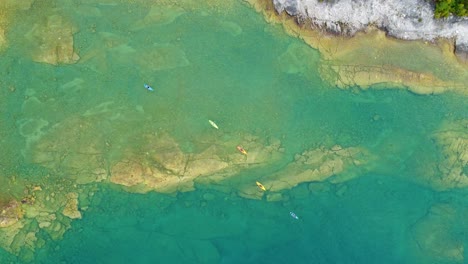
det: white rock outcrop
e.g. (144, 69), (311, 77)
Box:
(273, 0), (468, 52)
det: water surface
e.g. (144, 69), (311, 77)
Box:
(0, 0), (466, 263)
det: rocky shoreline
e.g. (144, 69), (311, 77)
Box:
(271, 0), (468, 56)
(247, 0), (468, 94)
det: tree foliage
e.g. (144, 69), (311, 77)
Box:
(434, 0), (468, 18)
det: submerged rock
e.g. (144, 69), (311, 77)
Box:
(0, 200), (22, 228)
(277, 43), (319, 76)
(29, 116), (108, 184)
(62, 193), (81, 219)
(109, 132), (284, 193)
(421, 119), (468, 190)
(130, 5), (186, 30)
(0, 178), (90, 258)
(0, 0), (34, 52)
(256, 145), (370, 192)
(134, 44), (190, 71)
(411, 203), (465, 263)
(24, 14), (79, 65)
(0, 221), (25, 256)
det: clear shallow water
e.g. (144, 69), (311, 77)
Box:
(35, 176), (436, 264)
(0, 0), (466, 263)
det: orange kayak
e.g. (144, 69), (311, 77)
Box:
(256, 181), (266, 191)
(236, 145), (247, 155)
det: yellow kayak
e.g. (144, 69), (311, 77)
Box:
(256, 181), (266, 191)
(237, 145), (247, 155)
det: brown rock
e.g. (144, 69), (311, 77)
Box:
(62, 193), (81, 219)
(0, 201), (22, 228)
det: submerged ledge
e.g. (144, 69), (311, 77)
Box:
(246, 0), (468, 94)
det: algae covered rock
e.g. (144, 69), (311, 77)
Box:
(259, 145), (370, 192)
(433, 120), (468, 188)
(29, 116), (107, 184)
(62, 193), (81, 219)
(0, 176), (92, 259)
(418, 119), (468, 190)
(0, 200), (23, 228)
(109, 132), (284, 193)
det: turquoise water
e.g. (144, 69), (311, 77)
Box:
(36, 177), (436, 264)
(0, 0), (467, 263)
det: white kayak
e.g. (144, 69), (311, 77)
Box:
(208, 120), (219, 129)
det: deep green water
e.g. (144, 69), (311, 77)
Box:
(0, 0), (467, 263)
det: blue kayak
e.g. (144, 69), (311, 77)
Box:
(290, 211), (299, 219)
(144, 84), (154, 91)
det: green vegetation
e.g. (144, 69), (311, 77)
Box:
(434, 0), (468, 18)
